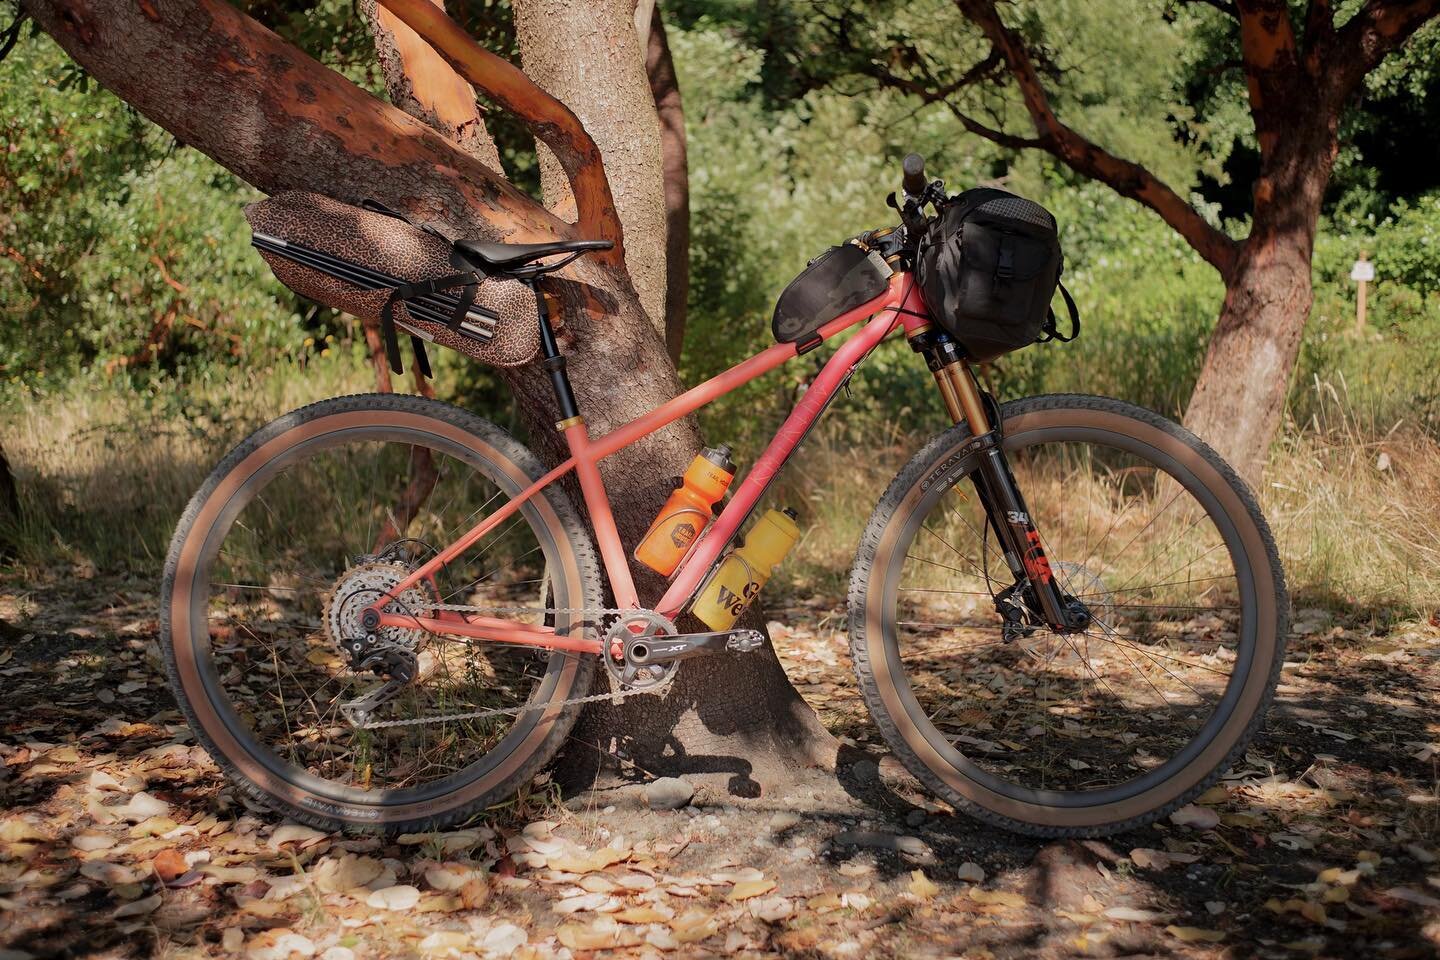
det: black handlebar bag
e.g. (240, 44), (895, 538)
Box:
(916, 188), (1075, 362)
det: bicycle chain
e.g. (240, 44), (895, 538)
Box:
(352, 604), (673, 730)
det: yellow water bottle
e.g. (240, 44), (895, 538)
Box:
(690, 508), (801, 630)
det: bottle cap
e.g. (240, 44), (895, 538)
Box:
(702, 444), (735, 472)
(781, 507), (798, 520)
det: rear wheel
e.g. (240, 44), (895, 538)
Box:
(161, 394), (602, 832)
(848, 395), (1287, 836)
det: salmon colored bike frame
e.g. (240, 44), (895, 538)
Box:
(366, 271), (930, 655)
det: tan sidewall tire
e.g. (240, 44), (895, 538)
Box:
(848, 395), (1287, 837)
(160, 394), (602, 833)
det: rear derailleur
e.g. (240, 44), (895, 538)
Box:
(338, 633), (418, 727)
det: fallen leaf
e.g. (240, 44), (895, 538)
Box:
(729, 878), (776, 901)
(150, 848), (188, 883)
(969, 888), (1026, 909)
(1130, 848), (1200, 871)
(79, 861), (143, 886)
(556, 917), (642, 950)
(1169, 805), (1220, 830)
(1167, 925), (1225, 942)
(315, 854), (383, 894)
(366, 884), (420, 910)
(615, 906), (668, 923)
(955, 862), (986, 883)
(668, 909), (719, 944)
(71, 832), (115, 852)
(417, 931), (470, 957)
(1104, 906), (1171, 923)
(245, 929), (316, 960)
(118, 792), (171, 823)
(548, 846), (630, 874)
(267, 824), (327, 850)
(908, 870), (940, 900)
(110, 892), (163, 919)
(555, 892), (614, 914)
(0, 819), (48, 843)
(459, 878), (491, 910)
(480, 923), (526, 955)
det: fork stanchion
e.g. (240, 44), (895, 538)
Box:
(945, 362), (992, 436)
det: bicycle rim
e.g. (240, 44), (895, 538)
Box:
(166, 405), (593, 814)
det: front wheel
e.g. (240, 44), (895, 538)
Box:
(848, 395), (1287, 837)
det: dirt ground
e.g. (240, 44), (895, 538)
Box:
(0, 573), (1437, 960)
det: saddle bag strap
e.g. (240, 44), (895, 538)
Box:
(379, 270), (485, 376)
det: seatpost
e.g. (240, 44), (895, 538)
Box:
(529, 282), (580, 426)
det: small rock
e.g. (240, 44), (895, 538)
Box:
(851, 759), (879, 784)
(956, 862), (985, 883)
(904, 809), (926, 828)
(769, 812), (802, 832)
(644, 777), (695, 810)
(830, 830), (934, 864)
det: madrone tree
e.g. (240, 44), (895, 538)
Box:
(20, 0), (834, 794)
(827, 0), (1440, 482)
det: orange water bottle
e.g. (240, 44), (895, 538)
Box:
(634, 444), (736, 576)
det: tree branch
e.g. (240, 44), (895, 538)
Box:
(20, 0), (563, 244)
(374, 0), (625, 265)
(1234, 0), (1304, 161)
(362, 0), (503, 170)
(1331, 0), (1440, 90)
(953, 0), (1240, 277)
(1302, 0), (1336, 63)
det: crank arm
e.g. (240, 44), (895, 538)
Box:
(627, 629), (765, 665)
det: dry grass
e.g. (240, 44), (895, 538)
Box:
(3, 365), (1437, 621)
(1265, 376), (1440, 615)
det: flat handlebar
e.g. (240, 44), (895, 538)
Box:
(902, 153), (927, 197)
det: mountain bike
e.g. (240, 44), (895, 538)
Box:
(161, 155), (1286, 836)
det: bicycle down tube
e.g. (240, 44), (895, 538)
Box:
(368, 272), (930, 651)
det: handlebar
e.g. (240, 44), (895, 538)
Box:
(902, 153), (927, 197)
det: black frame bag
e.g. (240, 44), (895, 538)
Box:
(772, 243), (893, 351)
(916, 188), (1078, 362)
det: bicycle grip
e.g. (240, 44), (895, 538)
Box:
(902, 153), (927, 196)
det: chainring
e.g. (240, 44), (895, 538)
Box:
(603, 609), (680, 690)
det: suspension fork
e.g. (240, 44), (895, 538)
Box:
(910, 329), (1081, 632)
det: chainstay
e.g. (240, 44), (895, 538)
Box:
(357, 604), (669, 729)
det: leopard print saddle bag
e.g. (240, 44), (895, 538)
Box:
(244, 191), (541, 370)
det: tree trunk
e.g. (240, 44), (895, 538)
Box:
(512, 0), (670, 333)
(25, 0), (832, 797)
(0, 443), (17, 559)
(1184, 100), (1337, 484)
(1183, 235), (1314, 482)
(645, 11), (690, 365)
